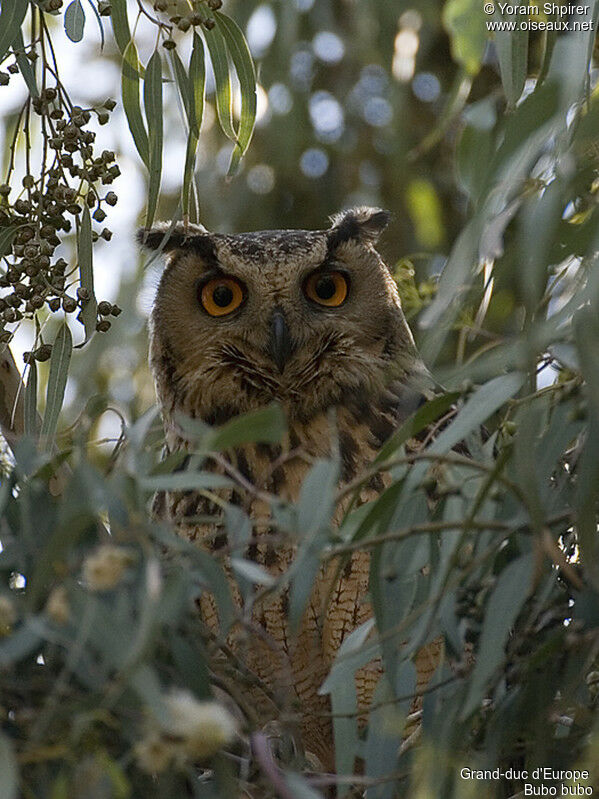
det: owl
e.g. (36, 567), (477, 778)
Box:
(140, 207), (441, 774)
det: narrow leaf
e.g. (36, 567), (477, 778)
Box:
(172, 35), (205, 216)
(144, 50), (163, 229)
(461, 552), (534, 719)
(78, 206), (97, 342)
(0, 225), (17, 256)
(108, 0), (131, 55)
(493, 12), (528, 108)
(13, 30), (38, 98)
(140, 472), (233, 492)
(203, 23), (236, 143)
(64, 0), (86, 43)
(122, 41), (149, 168)
(40, 324), (72, 447)
(404, 373), (525, 493)
(24, 361), (38, 438)
(208, 404), (286, 450)
(0, 0), (28, 62)
(215, 12), (257, 175)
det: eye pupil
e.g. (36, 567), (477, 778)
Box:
(213, 285), (234, 307)
(315, 277), (336, 300)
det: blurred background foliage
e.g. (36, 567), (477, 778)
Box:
(1, 0), (599, 796)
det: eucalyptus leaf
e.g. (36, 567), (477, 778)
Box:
(0, 0), (28, 62)
(144, 50), (163, 229)
(122, 41), (149, 169)
(64, 0), (86, 43)
(461, 552), (534, 719)
(40, 324), (72, 448)
(78, 206), (97, 342)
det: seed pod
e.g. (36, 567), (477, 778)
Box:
(62, 296), (78, 312)
(98, 301), (112, 315)
(105, 191), (117, 206)
(110, 304), (122, 316)
(34, 345), (53, 361)
(96, 319), (111, 332)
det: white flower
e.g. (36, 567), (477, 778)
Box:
(163, 691), (238, 759)
(82, 545), (135, 591)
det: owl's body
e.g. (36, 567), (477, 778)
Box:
(142, 208), (438, 771)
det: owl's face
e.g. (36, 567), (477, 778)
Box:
(142, 207), (420, 424)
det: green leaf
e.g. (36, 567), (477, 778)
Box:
(140, 471), (233, 492)
(24, 361), (38, 438)
(0, 733), (18, 799)
(375, 391), (461, 463)
(0, 0), (27, 62)
(203, 23), (236, 143)
(122, 41), (149, 169)
(215, 12), (257, 175)
(64, 0), (86, 43)
(144, 50), (163, 229)
(172, 34), (206, 217)
(443, 0), (487, 75)
(321, 619), (379, 787)
(461, 552), (534, 719)
(230, 557), (275, 587)
(208, 404), (286, 450)
(13, 30), (38, 98)
(0, 225), (17, 256)
(493, 11), (528, 108)
(78, 206), (97, 342)
(40, 324), (72, 447)
(404, 373), (525, 493)
(108, 0), (131, 55)
(288, 459), (338, 633)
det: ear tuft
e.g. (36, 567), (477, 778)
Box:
(137, 221), (209, 253)
(327, 206), (391, 248)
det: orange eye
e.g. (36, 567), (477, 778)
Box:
(200, 277), (245, 317)
(304, 271), (348, 307)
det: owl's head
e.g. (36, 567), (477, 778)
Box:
(140, 207), (427, 425)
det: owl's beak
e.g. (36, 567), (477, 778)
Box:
(269, 308), (294, 373)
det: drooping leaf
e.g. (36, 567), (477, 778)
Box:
(108, 0), (131, 55)
(24, 361), (37, 438)
(493, 9), (528, 108)
(404, 373), (525, 492)
(203, 22), (236, 143)
(443, 0), (487, 75)
(78, 206), (97, 342)
(0, 225), (17, 257)
(0, 0), (28, 62)
(140, 471), (233, 492)
(40, 324), (72, 448)
(461, 552), (534, 719)
(215, 12), (257, 175)
(172, 35), (206, 216)
(143, 50), (163, 229)
(13, 30), (38, 98)
(288, 459), (338, 633)
(122, 41), (149, 169)
(64, 0), (86, 43)
(208, 404), (286, 450)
